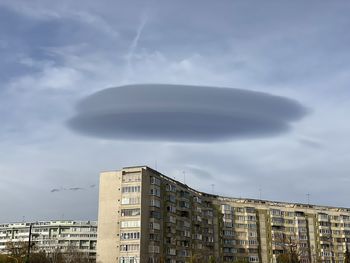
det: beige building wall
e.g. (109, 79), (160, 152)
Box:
(96, 171), (122, 263)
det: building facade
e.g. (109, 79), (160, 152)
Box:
(97, 166), (350, 263)
(0, 220), (97, 260)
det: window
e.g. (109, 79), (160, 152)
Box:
(121, 208), (140, 217)
(149, 222), (160, 230)
(121, 197), (140, 205)
(223, 247), (237, 253)
(167, 205), (176, 213)
(122, 186), (141, 193)
(249, 239), (258, 245)
(271, 209), (282, 216)
(237, 232), (246, 238)
(223, 230), (234, 236)
(247, 215), (256, 221)
(120, 244), (140, 251)
(120, 221), (140, 228)
(150, 186), (161, 197)
(341, 215), (350, 221)
(179, 191), (190, 199)
(179, 201), (190, 208)
(238, 240), (246, 245)
(224, 221), (233, 228)
(149, 245), (160, 253)
(165, 184), (176, 192)
(120, 232), (140, 240)
(249, 256), (259, 262)
(193, 233), (202, 240)
(168, 215), (176, 224)
(245, 207), (255, 213)
(150, 199), (161, 208)
(119, 257), (139, 263)
(167, 248), (176, 255)
(222, 204), (232, 213)
(150, 211), (161, 219)
(167, 194), (176, 203)
(224, 239), (236, 245)
(318, 213), (329, 221)
(238, 216), (246, 221)
(194, 196), (202, 203)
(184, 230), (191, 237)
(249, 232), (257, 237)
(122, 173), (141, 183)
(248, 224), (257, 229)
(149, 233), (160, 241)
(150, 176), (161, 186)
(178, 249), (189, 257)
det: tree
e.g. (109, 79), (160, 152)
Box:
(5, 241), (27, 260)
(0, 254), (20, 263)
(274, 234), (302, 263)
(59, 244), (91, 263)
(344, 246), (350, 263)
(28, 252), (50, 263)
(1, 241), (92, 263)
(276, 253), (299, 263)
(208, 256), (216, 263)
(189, 254), (197, 263)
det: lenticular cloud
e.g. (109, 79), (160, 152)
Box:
(67, 84), (307, 142)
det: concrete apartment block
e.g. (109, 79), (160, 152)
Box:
(97, 166), (350, 263)
(0, 220), (97, 260)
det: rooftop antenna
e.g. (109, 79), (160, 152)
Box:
(307, 193), (310, 205)
(155, 160), (157, 170)
(211, 184), (215, 195)
(183, 171), (186, 184)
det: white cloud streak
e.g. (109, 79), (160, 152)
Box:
(125, 13), (148, 81)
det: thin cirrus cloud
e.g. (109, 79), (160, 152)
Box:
(67, 84), (308, 142)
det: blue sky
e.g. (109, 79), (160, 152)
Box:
(0, 0), (350, 222)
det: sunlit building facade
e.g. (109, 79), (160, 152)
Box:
(97, 166), (350, 263)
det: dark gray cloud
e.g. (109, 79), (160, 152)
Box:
(68, 84), (307, 142)
(69, 187), (84, 191)
(50, 186), (87, 193)
(298, 138), (323, 149)
(186, 166), (214, 180)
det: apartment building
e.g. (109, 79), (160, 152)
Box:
(0, 220), (97, 260)
(97, 166), (350, 263)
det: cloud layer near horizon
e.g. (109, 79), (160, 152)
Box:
(68, 84), (307, 141)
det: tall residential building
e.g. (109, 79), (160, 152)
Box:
(0, 220), (97, 260)
(97, 166), (350, 263)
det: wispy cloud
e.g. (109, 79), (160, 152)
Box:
(125, 13), (148, 80)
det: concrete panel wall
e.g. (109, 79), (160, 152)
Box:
(97, 171), (121, 263)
